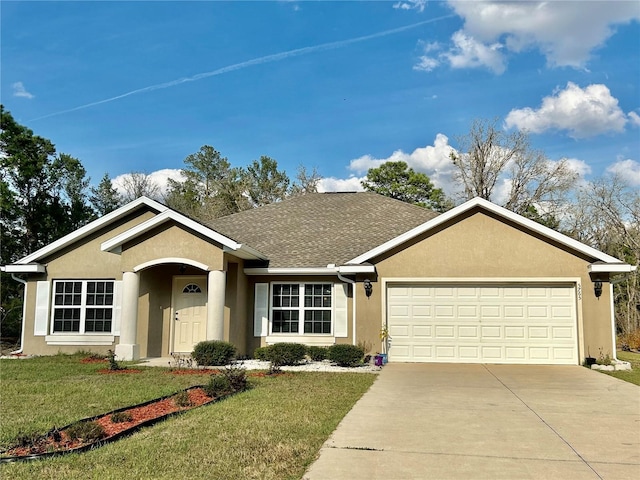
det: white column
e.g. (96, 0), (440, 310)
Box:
(115, 271), (140, 361)
(207, 270), (226, 341)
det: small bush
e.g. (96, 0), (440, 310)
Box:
(66, 421), (106, 442)
(267, 343), (307, 366)
(15, 430), (46, 448)
(110, 411), (133, 423)
(192, 340), (237, 366)
(172, 390), (194, 407)
(204, 373), (232, 398)
(307, 345), (328, 361)
(618, 329), (640, 351)
(327, 344), (365, 367)
(106, 349), (121, 371)
(203, 364), (249, 398)
(254, 346), (270, 361)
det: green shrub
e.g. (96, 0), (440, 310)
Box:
(203, 373), (232, 398)
(254, 346), (270, 361)
(203, 364), (249, 398)
(110, 411), (133, 423)
(268, 343), (307, 366)
(66, 421), (106, 442)
(192, 340), (237, 366)
(172, 390), (194, 407)
(327, 344), (365, 367)
(307, 345), (328, 361)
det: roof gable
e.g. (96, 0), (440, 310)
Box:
(347, 197), (624, 265)
(14, 197), (168, 265)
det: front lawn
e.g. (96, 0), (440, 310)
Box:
(0, 354), (376, 479)
(596, 351), (640, 386)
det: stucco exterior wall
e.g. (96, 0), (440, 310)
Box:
(120, 223), (224, 272)
(19, 211), (156, 356)
(355, 210), (613, 363)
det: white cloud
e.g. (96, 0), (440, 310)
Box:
(346, 134), (460, 196)
(562, 158), (592, 178)
(505, 83), (629, 138)
(112, 169), (184, 197)
(447, 0), (640, 68)
(318, 176), (365, 193)
(607, 159), (640, 186)
(443, 31), (506, 74)
(629, 111), (640, 127)
(12, 82), (34, 99)
(413, 56), (440, 72)
(393, 1), (427, 12)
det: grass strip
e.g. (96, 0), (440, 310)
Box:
(1, 355), (375, 479)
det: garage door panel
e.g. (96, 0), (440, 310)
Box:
(412, 325), (432, 337)
(387, 284), (577, 365)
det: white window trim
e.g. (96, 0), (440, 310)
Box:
(269, 282), (334, 336)
(50, 280), (116, 335)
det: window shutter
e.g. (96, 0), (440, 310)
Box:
(333, 283), (348, 338)
(254, 283), (269, 337)
(34, 281), (50, 336)
(113, 280), (123, 336)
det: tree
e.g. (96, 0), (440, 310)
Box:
(118, 172), (161, 203)
(290, 165), (321, 196)
(1, 105), (93, 338)
(361, 161), (448, 211)
(166, 145), (250, 221)
(90, 173), (123, 216)
(245, 156), (290, 207)
(565, 175), (640, 338)
(450, 118), (577, 219)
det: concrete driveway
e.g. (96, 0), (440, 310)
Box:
(303, 364), (640, 480)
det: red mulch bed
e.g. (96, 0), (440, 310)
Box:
(2, 388), (213, 458)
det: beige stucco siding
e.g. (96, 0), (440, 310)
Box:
(356, 210), (613, 362)
(19, 211), (157, 356)
(120, 223), (224, 272)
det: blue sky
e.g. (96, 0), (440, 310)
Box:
(2, 1), (639, 201)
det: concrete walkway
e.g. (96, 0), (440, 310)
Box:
(303, 364), (640, 480)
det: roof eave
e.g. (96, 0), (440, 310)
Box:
(588, 263), (637, 274)
(1, 263), (46, 274)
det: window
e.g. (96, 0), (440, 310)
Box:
(52, 280), (114, 333)
(271, 283), (332, 334)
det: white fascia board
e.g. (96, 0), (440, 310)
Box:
(101, 209), (244, 254)
(223, 244), (268, 261)
(16, 197), (167, 264)
(337, 264), (376, 274)
(244, 267), (340, 276)
(347, 197), (623, 265)
(588, 263), (637, 274)
(1, 264), (46, 274)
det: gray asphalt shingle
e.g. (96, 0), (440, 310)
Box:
(208, 192), (439, 268)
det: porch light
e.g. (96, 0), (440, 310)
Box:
(594, 280), (603, 298)
(363, 279), (373, 298)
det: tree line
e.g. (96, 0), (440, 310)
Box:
(1, 107), (638, 342)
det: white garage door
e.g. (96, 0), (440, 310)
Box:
(387, 284), (578, 364)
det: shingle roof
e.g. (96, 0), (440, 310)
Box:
(208, 192), (439, 268)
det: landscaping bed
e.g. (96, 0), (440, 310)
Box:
(1, 386), (214, 462)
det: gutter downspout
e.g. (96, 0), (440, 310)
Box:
(336, 271), (357, 346)
(9, 274), (27, 355)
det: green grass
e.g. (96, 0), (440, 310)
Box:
(598, 351), (640, 386)
(0, 354), (376, 479)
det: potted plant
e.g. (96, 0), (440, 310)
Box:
(379, 325), (390, 364)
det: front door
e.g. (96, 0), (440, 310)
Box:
(172, 276), (207, 353)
